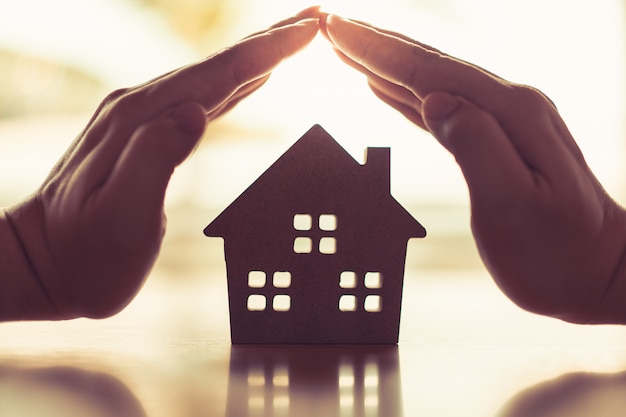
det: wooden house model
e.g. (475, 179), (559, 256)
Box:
(204, 125), (426, 344)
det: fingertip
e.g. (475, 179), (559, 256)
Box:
(326, 13), (348, 25)
(320, 13), (341, 43)
(324, 14), (348, 44)
(295, 5), (321, 19)
(319, 11), (329, 37)
(323, 14), (374, 58)
(288, 17), (320, 41)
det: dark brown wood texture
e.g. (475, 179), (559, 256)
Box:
(205, 125), (425, 344)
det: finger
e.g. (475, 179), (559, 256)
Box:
(422, 92), (534, 205)
(325, 14), (573, 176)
(320, 12), (442, 55)
(368, 81), (426, 129)
(330, 46), (426, 128)
(72, 16), (319, 165)
(325, 15), (501, 104)
(344, 17), (509, 82)
(139, 17), (319, 116)
(244, 6), (321, 39)
(207, 75), (271, 122)
(367, 75), (423, 113)
(97, 102), (207, 225)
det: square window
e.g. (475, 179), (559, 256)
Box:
(319, 237), (336, 254)
(319, 214), (337, 231)
(247, 294), (266, 311)
(273, 295), (291, 312)
(273, 271), (291, 288)
(293, 214), (312, 231)
(364, 295), (382, 312)
(293, 237), (312, 253)
(340, 271), (357, 288)
(364, 272), (382, 289)
(339, 295), (357, 312)
(248, 271), (266, 288)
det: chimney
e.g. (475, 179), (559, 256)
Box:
(364, 147), (391, 194)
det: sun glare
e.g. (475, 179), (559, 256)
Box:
(0, 0), (624, 210)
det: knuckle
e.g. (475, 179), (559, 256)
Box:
(99, 87), (131, 110)
(509, 84), (554, 111)
(219, 46), (245, 86)
(102, 88), (142, 123)
(405, 47), (439, 89)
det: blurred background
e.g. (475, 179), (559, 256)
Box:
(0, 0), (624, 279)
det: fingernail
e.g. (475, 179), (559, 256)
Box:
(326, 14), (349, 25)
(296, 17), (319, 26)
(424, 92), (460, 122)
(295, 5), (321, 18)
(319, 11), (329, 34)
(324, 14), (347, 43)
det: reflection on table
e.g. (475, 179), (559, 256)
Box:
(226, 345), (401, 417)
(1, 261), (626, 416)
(0, 365), (146, 417)
(3, 355), (626, 417)
(498, 371), (626, 417)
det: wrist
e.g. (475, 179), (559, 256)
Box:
(567, 202), (626, 324)
(0, 201), (74, 321)
(593, 203), (626, 323)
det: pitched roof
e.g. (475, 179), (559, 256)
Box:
(204, 124), (425, 239)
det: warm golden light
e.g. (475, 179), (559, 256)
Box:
(1, 0), (623, 209)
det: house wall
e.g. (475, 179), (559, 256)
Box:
(224, 233), (411, 344)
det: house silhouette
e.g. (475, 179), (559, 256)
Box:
(204, 125), (426, 344)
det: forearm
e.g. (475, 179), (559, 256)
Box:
(0, 206), (61, 321)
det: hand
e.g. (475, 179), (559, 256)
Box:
(322, 14), (626, 324)
(1, 8), (320, 320)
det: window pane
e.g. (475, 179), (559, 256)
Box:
(339, 295), (357, 312)
(340, 271), (357, 288)
(364, 295), (382, 312)
(319, 214), (337, 231)
(247, 294), (266, 311)
(293, 214), (312, 230)
(273, 295), (291, 312)
(364, 272), (382, 289)
(273, 271), (291, 288)
(248, 271), (266, 288)
(294, 237), (312, 253)
(319, 237), (336, 254)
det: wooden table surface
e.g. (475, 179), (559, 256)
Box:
(1, 209), (626, 417)
(2, 265), (626, 417)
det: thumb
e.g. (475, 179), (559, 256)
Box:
(104, 102), (207, 210)
(422, 92), (531, 202)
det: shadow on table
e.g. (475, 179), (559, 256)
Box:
(225, 345), (403, 417)
(0, 365), (146, 417)
(498, 370), (626, 417)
